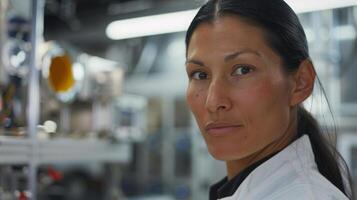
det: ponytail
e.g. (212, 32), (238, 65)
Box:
(297, 106), (353, 199)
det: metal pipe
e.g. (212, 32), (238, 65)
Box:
(0, 0), (8, 84)
(28, 0), (44, 199)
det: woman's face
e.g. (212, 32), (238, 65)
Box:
(186, 16), (295, 161)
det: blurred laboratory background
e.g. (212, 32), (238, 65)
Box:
(1, 0), (357, 199)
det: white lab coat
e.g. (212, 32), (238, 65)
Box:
(219, 135), (349, 200)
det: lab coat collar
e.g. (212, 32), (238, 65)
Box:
(220, 135), (317, 199)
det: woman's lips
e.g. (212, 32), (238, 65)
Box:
(205, 123), (243, 136)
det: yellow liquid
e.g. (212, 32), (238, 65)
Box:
(48, 54), (75, 93)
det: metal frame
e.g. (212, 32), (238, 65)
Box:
(28, 0), (43, 198)
(0, 137), (131, 165)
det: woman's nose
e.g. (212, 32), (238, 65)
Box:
(205, 80), (232, 113)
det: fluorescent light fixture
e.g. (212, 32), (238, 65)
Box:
(106, 0), (357, 40)
(106, 9), (198, 40)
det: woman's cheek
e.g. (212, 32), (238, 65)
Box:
(237, 78), (289, 133)
(187, 84), (206, 112)
(231, 70), (279, 99)
(230, 78), (275, 117)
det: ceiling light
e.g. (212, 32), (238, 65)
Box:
(106, 0), (357, 40)
(106, 9), (198, 40)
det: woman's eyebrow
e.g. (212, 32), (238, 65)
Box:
(185, 49), (261, 66)
(224, 49), (262, 62)
(185, 59), (206, 67)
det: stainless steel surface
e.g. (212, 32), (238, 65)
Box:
(28, 0), (44, 198)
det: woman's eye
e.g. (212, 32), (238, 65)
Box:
(191, 71), (208, 80)
(233, 65), (254, 75)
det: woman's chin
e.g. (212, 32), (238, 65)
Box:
(207, 145), (243, 161)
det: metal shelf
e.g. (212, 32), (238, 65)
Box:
(0, 137), (32, 164)
(38, 138), (131, 164)
(0, 136), (131, 165)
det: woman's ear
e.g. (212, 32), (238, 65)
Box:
(290, 59), (316, 106)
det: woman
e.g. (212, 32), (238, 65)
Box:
(185, 0), (353, 199)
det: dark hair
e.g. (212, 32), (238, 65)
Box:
(185, 0), (353, 198)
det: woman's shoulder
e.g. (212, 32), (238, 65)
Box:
(239, 169), (348, 200)
(234, 135), (349, 200)
(262, 179), (349, 200)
